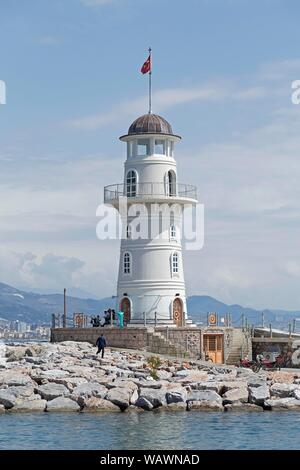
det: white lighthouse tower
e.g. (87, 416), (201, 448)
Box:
(104, 113), (197, 327)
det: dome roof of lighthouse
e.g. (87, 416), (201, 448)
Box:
(128, 113), (173, 135)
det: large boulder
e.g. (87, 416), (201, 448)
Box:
(138, 380), (164, 389)
(41, 369), (71, 379)
(221, 381), (248, 393)
(5, 385), (34, 399)
(187, 400), (223, 411)
(156, 370), (173, 381)
(0, 390), (17, 409)
(105, 388), (131, 410)
(4, 375), (33, 387)
(174, 370), (208, 384)
(222, 388), (249, 404)
(224, 403), (263, 412)
(13, 399), (47, 412)
(166, 388), (188, 404)
(189, 381), (224, 394)
(138, 388), (167, 408)
(6, 347), (27, 362)
(236, 368), (254, 377)
(249, 385), (270, 405)
(106, 379), (138, 392)
(270, 383), (300, 398)
(165, 402), (187, 411)
(135, 396), (153, 411)
(264, 397), (300, 410)
(72, 383), (108, 400)
(80, 397), (120, 412)
(293, 389), (300, 400)
(46, 397), (80, 412)
(247, 378), (267, 388)
(187, 390), (222, 404)
(37, 383), (70, 401)
(0, 404), (5, 413)
(130, 389), (139, 405)
(47, 377), (88, 391)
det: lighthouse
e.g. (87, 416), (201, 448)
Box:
(104, 112), (198, 327)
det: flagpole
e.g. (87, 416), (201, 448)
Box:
(148, 47), (152, 114)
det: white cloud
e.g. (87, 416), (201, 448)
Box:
(68, 83), (268, 131)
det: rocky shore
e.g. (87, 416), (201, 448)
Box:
(1, 341), (300, 413)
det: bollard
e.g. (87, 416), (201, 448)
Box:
(143, 312), (146, 327)
(154, 311), (157, 327)
(269, 323), (272, 338)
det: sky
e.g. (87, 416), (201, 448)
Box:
(1, 0), (300, 309)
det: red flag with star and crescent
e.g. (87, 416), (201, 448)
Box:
(141, 54), (151, 74)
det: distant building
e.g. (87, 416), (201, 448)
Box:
(16, 321), (27, 334)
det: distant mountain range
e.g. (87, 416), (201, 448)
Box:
(187, 296), (300, 329)
(0, 282), (299, 329)
(0, 282), (114, 325)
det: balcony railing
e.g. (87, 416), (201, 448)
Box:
(104, 182), (197, 202)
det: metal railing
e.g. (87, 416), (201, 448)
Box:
(104, 182), (197, 202)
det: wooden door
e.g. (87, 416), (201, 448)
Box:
(173, 298), (183, 327)
(120, 298), (131, 325)
(203, 334), (224, 364)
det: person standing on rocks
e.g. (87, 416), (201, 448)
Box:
(96, 334), (106, 358)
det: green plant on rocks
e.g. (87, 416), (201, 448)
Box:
(147, 356), (162, 380)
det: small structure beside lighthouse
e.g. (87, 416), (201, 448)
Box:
(104, 112), (198, 326)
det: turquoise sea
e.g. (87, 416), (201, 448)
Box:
(0, 411), (299, 450)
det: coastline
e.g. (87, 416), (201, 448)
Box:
(1, 341), (300, 413)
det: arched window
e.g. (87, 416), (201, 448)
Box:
(123, 252), (131, 274)
(171, 252), (179, 274)
(165, 170), (176, 196)
(170, 225), (176, 239)
(126, 170), (137, 197)
(126, 224), (132, 239)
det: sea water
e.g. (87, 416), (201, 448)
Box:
(0, 411), (299, 450)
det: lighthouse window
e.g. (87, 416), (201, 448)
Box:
(123, 252), (131, 274)
(170, 225), (177, 239)
(126, 224), (132, 239)
(172, 252), (179, 274)
(167, 170), (176, 196)
(126, 170), (137, 197)
(137, 139), (149, 156)
(155, 139), (165, 155)
(168, 141), (174, 156)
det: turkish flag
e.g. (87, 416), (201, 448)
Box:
(141, 55), (151, 74)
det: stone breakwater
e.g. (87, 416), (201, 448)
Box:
(1, 341), (300, 413)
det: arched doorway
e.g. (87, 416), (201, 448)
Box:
(173, 298), (183, 327)
(120, 297), (131, 325)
